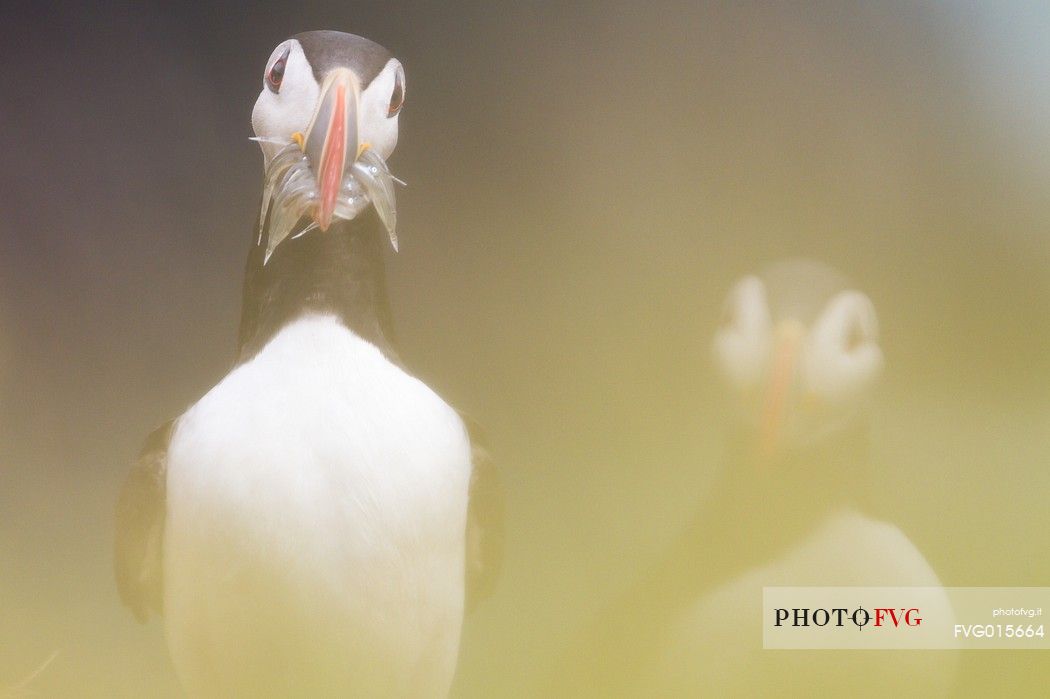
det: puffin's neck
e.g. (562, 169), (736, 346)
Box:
(235, 207), (398, 365)
(695, 421), (872, 567)
(588, 423), (875, 698)
(723, 420), (871, 506)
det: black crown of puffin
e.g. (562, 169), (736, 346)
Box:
(251, 31), (407, 263)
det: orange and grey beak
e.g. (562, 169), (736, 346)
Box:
(301, 68), (362, 231)
(758, 319), (805, 462)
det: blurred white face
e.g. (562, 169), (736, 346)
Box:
(713, 274), (884, 450)
(250, 39), (405, 165)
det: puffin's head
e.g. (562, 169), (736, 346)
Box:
(251, 31), (405, 261)
(712, 259), (883, 458)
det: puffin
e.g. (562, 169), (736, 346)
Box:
(115, 31), (502, 698)
(552, 260), (956, 697)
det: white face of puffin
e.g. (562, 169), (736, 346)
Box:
(713, 266), (884, 455)
(252, 40), (404, 164)
(250, 35), (406, 262)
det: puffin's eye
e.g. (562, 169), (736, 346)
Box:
(267, 47), (290, 92)
(387, 72), (405, 117)
(844, 319), (867, 352)
(719, 298), (737, 331)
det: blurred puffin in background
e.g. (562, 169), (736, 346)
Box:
(115, 31), (501, 698)
(553, 259), (955, 697)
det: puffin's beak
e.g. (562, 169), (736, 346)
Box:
(758, 319), (804, 461)
(302, 68), (362, 231)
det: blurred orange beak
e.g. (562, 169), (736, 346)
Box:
(758, 320), (804, 461)
(302, 68), (361, 231)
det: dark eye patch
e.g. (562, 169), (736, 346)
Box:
(720, 298), (737, 330)
(845, 319), (866, 352)
(267, 46), (291, 92)
(388, 73), (404, 117)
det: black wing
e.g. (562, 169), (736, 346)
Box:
(463, 417), (504, 612)
(114, 420), (175, 622)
